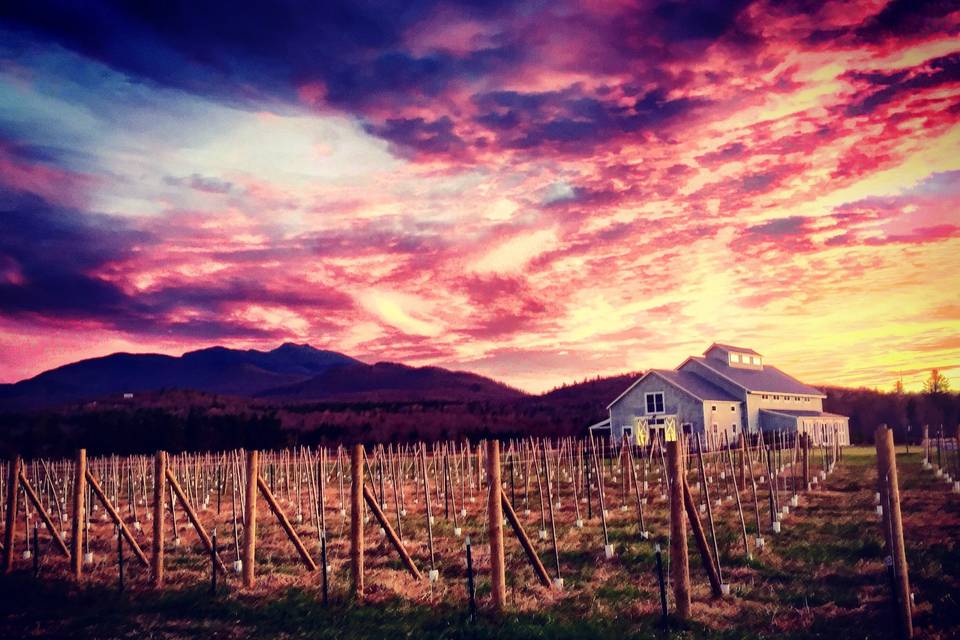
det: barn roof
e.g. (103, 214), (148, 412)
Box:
(686, 357), (825, 397)
(651, 369), (740, 402)
(607, 368), (738, 408)
(759, 409), (847, 419)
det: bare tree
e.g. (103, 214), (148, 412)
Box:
(922, 369), (950, 394)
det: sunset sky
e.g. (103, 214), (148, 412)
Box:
(0, 1), (958, 393)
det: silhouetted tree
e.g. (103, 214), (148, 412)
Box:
(922, 368), (951, 394)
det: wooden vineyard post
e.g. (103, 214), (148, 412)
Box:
(739, 435), (746, 489)
(350, 444), (364, 600)
(486, 439), (507, 613)
(152, 451), (167, 587)
(875, 426), (913, 639)
(542, 444), (561, 587)
(724, 437), (751, 561)
(666, 438), (690, 619)
(3, 455), (19, 574)
(71, 449), (86, 579)
(243, 449), (258, 588)
(802, 434), (810, 490)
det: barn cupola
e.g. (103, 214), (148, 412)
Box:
(704, 343), (763, 370)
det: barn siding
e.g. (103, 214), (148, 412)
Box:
(747, 392), (824, 434)
(609, 373), (706, 440)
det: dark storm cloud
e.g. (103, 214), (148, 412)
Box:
(472, 86), (709, 152)
(806, 0), (960, 46)
(854, 0), (960, 43)
(0, 188), (149, 318)
(0, 187), (350, 336)
(1, 0), (743, 160)
(651, 0), (754, 41)
(845, 52), (960, 116)
(364, 116), (468, 158)
(0, 0), (515, 110)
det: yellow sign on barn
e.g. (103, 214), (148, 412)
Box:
(635, 417), (649, 446)
(664, 416), (678, 442)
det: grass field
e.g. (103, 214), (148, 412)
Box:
(1, 445), (958, 639)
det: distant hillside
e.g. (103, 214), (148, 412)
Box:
(0, 368), (636, 457)
(257, 361), (525, 402)
(0, 343), (360, 409)
(540, 373), (641, 403)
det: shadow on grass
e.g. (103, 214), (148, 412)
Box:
(0, 571), (744, 640)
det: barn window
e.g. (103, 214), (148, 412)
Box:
(645, 392), (664, 414)
(711, 405), (717, 411)
(730, 406), (736, 411)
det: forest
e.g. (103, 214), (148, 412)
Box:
(0, 377), (957, 459)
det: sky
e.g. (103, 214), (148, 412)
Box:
(0, 1), (958, 394)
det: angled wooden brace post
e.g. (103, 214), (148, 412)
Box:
(362, 484), (422, 580)
(682, 477), (723, 598)
(85, 469), (149, 567)
(165, 467), (228, 575)
(18, 466), (70, 558)
(256, 474), (317, 571)
(500, 492), (551, 587)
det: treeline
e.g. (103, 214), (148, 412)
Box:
(1, 385), (956, 459)
(0, 392), (611, 459)
(0, 408), (286, 459)
(823, 387), (960, 444)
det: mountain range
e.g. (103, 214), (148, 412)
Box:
(0, 343), (525, 409)
(0, 344), (949, 453)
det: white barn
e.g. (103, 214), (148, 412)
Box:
(591, 343), (849, 447)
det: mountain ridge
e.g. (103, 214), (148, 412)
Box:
(0, 343), (524, 409)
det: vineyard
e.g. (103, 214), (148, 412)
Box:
(1, 428), (958, 639)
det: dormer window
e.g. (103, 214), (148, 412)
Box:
(709, 344), (762, 369)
